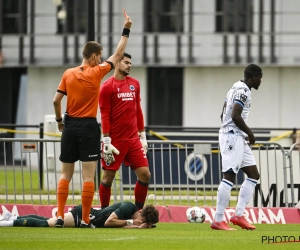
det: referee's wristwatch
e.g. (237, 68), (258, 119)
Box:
(55, 117), (62, 122)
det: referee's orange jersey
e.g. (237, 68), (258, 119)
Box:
(57, 62), (112, 118)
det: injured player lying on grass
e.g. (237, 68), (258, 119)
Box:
(0, 201), (159, 229)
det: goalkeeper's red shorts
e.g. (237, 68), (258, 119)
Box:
(101, 138), (149, 171)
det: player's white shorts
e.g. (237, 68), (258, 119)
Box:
(219, 132), (256, 173)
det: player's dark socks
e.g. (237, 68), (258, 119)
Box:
(134, 180), (149, 209)
(13, 218), (49, 227)
(100, 182), (112, 208)
(135, 201), (144, 209)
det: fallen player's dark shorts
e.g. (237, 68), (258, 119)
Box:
(69, 205), (83, 228)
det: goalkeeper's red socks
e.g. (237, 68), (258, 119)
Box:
(81, 182), (94, 224)
(56, 179), (69, 218)
(99, 182), (111, 208)
(134, 180), (149, 209)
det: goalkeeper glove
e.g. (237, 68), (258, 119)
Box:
(102, 137), (120, 165)
(139, 131), (148, 154)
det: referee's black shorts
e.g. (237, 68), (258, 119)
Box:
(59, 116), (100, 163)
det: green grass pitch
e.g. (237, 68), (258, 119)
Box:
(1, 223), (299, 250)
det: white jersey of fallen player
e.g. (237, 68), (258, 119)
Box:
(219, 80), (251, 137)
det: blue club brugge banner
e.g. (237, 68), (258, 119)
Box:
(121, 148), (245, 186)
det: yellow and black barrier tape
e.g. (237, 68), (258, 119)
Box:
(1, 128), (299, 145)
(148, 129), (299, 153)
(148, 130), (184, 148)
(0, 128), (61, 137)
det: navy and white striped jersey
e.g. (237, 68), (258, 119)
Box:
(219, 80), (251, 137)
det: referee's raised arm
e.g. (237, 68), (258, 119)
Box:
(106, 8), (132, 68)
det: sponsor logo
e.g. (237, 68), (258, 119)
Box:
(204, 207), (287, 224)
(1, 205), (300, 225)
(254, 183), (300, 207)
(117, 92), (135, 101)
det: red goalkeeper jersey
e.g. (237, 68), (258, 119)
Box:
(99, 76), (144, 141)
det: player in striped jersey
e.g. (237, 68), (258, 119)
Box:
(211, 64), (263, 231)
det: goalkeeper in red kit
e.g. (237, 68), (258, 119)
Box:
(99, 52), (150, 210)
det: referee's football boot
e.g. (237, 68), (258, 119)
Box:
(230, 215), (256, 230)
(54, 216), (64, 228)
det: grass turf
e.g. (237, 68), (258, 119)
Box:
(1, 223), (299, 250)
